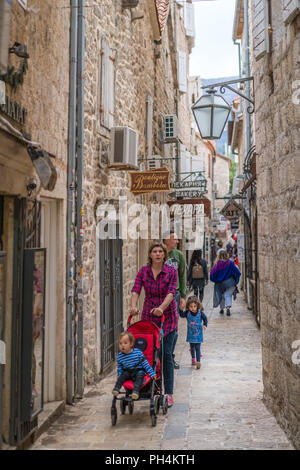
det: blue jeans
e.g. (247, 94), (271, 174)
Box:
(220, 285), (236, 308)
(163, 329), (176, 395)
(190, 343), (201, 362)
(172, 291), (181, 361)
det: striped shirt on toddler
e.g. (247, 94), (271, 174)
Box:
(117, 348), (156, 377)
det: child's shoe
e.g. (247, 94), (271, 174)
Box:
(112, 388), (119, 396)
(196, 362), (201, 369)
(131, 391), (139, 400)
(191, 358), (196, 366)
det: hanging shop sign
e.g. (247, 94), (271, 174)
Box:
(130, 167), (170, 195)
(170, 179), (207, 190)
(220, 199), (244, 219)
(168, 189), (206, 199)
(167, 197), (211, 218)
(216, 224), (227, 231)
(0, 94), (27, 125)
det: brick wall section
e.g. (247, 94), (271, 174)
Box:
(254, 0), (300, 449)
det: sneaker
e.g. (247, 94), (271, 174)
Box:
(167, 395), (174, 407)
(219, 309), (224, 314)
(226, 308), (231, 316)
(132, 391), (139, 400)
(196, 362), (201, 369)
(112, 388), (119, 396)
(173, 360), (180, 369)
(191, 358), (196, 365)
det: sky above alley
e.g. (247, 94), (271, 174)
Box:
(190, 0), (240, 79)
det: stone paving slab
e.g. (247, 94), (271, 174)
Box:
(30, 283), (294, 450)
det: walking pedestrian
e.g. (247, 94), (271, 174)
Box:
(130, 242), (178, 407)
(187, 249), (208, 302)
(179, 296), (208, 369)
(210, 249), (241, 316)
(163, 231), (187, 370)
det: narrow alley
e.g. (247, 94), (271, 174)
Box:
(30, 285), (293, 451)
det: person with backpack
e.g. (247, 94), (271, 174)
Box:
(187, 250), (208, 302)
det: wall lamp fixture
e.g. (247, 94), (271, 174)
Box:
(192, 77), (254, 140)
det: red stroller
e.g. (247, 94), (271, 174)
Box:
(111, 316), (168, 427)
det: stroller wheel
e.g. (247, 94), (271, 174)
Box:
(128, 401), (134, 415)
(162, 395), (168, 415)
(111, 408), (117, 426)
(151, 413), (157, 427)
(154, 395), (160, 415)
(120, 398), (126, 415)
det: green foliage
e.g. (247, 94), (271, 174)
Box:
(229, 160), (237, 192)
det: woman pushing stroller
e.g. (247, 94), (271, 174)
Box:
(129, 242), (178, 408)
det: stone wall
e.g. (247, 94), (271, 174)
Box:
(253, 0), (300, 449)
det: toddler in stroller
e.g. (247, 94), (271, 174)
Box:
(112, 331), (156, 400)
(111, 317), (169, 426)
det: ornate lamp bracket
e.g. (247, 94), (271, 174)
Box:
(202, 77), (255, 114)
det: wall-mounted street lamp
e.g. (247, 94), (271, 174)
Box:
(192, 77), (254, 140)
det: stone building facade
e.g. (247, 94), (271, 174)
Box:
(0, 0), (69, 446)
(82, 0), (195, 383)
(232, 0), (300, 449)
(251, 0), (300, 449)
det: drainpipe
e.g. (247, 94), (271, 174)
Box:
(243, 0), (253, 306)
(234, 39), (242, 78)
(244, 0), (251, 154)
(76, 0), (85, 399)
(66, 0), (78, 405)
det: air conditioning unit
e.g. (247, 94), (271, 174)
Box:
(147, 156), (162, 170)
(164, 115), (178, 143)
(109, 126), (139, 169)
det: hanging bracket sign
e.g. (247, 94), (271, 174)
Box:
(130, 167), (170, 195)
(220, 199), (244, 219)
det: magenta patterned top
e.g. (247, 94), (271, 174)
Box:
(131, 263), (178, 336)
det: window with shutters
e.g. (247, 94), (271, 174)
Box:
(100, 38), (115, 129)
(184, 1), (195, 37)
(283, 0), (300, 24)
(252, 0), (270, 60)
(177, 51), (187, 93)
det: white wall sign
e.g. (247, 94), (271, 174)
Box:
(237, 234), (245, 263)
(0, 80), (5, 105)
(0, 340), (6, 365)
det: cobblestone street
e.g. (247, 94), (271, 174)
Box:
(30, 284), (294, 450)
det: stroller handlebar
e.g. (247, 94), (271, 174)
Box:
(127, 312), (165, 329)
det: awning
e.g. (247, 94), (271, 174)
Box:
(155, 0), (170, 36)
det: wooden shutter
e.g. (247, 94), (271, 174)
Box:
(283, 0), (300, 24)
(178, 51), (187, 93)
(192, 155), (204, 173)
(145, 96), (153, 157)
(179, 144), (186, 177)
(252, 0), (270, 60)
(100, 38), (115, 129)
(184, 2), (195, 37)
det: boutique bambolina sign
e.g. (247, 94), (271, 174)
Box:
(130, 167), (170, 195)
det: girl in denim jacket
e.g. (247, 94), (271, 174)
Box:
(179, 296), (208, 369)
